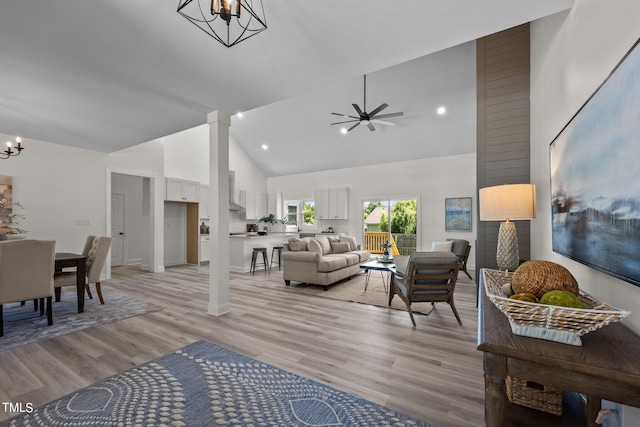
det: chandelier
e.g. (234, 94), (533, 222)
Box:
(1, 137), (24, 160)
(177, 0), (267, 48)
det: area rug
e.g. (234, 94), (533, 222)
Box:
(2, 340), (436, 426)
(0, 288), (162, 352)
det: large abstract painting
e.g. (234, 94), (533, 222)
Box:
(550, 38), (640, 287)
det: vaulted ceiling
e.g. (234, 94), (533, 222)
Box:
(0, 1), (574, 176)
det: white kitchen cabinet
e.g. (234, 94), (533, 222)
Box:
(240, 190), (268, 220)
(267, 192), (284, 219)
(199, 185), (209, 219)
(200, 234), (210, 264)
(315, 187), (348, 220)
(166, 177), (200, 202)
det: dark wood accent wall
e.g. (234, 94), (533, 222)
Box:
(476, 24), (531, 273)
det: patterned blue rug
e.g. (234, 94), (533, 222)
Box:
(2, 340), (436, 426)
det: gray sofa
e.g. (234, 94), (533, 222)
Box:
(282, 235), (370, 290)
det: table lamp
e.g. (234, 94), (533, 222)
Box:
(479, 184), (536, 271)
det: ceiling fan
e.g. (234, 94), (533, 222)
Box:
(330, 74), (403, 133)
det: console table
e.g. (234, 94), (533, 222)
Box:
(477, 269), (640, 426)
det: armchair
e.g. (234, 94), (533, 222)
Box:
(389, 251), (461, 326)
(447, 238), (472, 280)
(0, 239), (56, 336)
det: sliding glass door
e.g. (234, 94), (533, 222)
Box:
(363, 198), (417, 256)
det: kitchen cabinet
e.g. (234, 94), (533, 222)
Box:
(166, 177), (199, 202)
(199, 185), (209, 219)
(200, 234), (210, 264)
(267, 192), (284, 219)
(315, 187), (348, 220)
(240, 190), (268, 220)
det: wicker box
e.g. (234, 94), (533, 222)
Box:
(483, 269), (631, 346)
(505, 376), (562, 416)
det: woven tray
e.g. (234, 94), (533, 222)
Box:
(483, 269), (631, 346)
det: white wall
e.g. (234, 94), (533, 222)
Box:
(267, 152), (477, 265)
(1, 134), (108, 252)
(531, 1), (640, 424)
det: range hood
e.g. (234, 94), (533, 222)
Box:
(229, 171), (245, 212)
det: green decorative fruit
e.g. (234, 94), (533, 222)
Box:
(509, 293), (539, 303)
(540, 290), (585, 308)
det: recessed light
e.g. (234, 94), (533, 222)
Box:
(237, 112), (244, 118)
(261, 144), (268, 150)
(437, 106), (446, 115)
(340, 128), (347, 135)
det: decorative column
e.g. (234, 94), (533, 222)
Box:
(207, 111), (231, 316)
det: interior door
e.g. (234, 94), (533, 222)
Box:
(111, 193), (125, 267)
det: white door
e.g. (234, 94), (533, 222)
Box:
(111, 193), (125, 267)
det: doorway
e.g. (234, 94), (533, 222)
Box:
(110, 172), (154, 274)
(363, 198), (417, 256)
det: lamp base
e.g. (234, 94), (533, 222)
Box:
(497, 220), (519, 272)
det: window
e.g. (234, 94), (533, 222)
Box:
(285, 200), (315, 229)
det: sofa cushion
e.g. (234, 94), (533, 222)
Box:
(314, 235), (332, 255)
(350, 250), (371, 263)
(318, 255), (348, 272)
(307, 238), (323, 254)
(330, 241), (350, 254)
(331, 252), (360, 266)
(288, 238), (309, 251)
(339, 235), (358, 251)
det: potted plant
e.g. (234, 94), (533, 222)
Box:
(259, 213), (276, 232)
(381, 240), (392, 259)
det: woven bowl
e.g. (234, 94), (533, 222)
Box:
(512, 260), (579, 299)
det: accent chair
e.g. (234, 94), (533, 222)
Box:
(389, 251), (461, 327)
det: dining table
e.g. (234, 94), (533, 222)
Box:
(54, 252), (87, 313)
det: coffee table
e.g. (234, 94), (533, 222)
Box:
(360, 259), (396, 294)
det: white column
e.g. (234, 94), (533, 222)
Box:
(207, 111), (231, 316)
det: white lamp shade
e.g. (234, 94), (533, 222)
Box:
(479, 184), (536, 221)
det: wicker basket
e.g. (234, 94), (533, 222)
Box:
(483, 269), (631, 346)
(512, 260), (579, 298)
(505, 376), (562, 416)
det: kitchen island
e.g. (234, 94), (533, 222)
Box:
(229, 232), (300, 273)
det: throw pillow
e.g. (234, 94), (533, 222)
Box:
(307, 238), (323, 254)
(339, 235), (358, 251)
(288, 238), (308, 252)
(431, 241), (454, 252)
(314, 235), (332, 254)
(330, 241), (350, 254)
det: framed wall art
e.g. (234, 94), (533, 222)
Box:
(550, 38), (640, 287)
(445, 197), (472, 232)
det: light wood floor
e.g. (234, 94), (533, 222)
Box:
(0, 265), (485, 427)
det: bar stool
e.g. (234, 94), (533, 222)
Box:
(250, 247), (269, 275)
(270, 245), (284, 271)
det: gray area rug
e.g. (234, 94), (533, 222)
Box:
(0, 288), (162, 351)
(2, 340), (436, 426)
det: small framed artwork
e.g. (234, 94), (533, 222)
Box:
(445, 197), (472, 231)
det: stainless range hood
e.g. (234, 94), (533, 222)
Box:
(229, 171), (245, 212)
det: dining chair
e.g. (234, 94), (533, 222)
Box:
(389, 251), (461, 327)
(0, 239), (56, 336)
(55, 236), (112, 305)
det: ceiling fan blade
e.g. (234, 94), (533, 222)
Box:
(372, 112), (403, 119)
(368, 103), (388, 117)
(330, 119), (360, 125)
(331, 112), (359, 119)
(347, 122), (361, 132)
(352, 104), (364, 116)
(370, 119), (396, 126)
(366, 122), (376, 132)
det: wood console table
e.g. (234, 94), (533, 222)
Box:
(477, 269), (640, 426)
